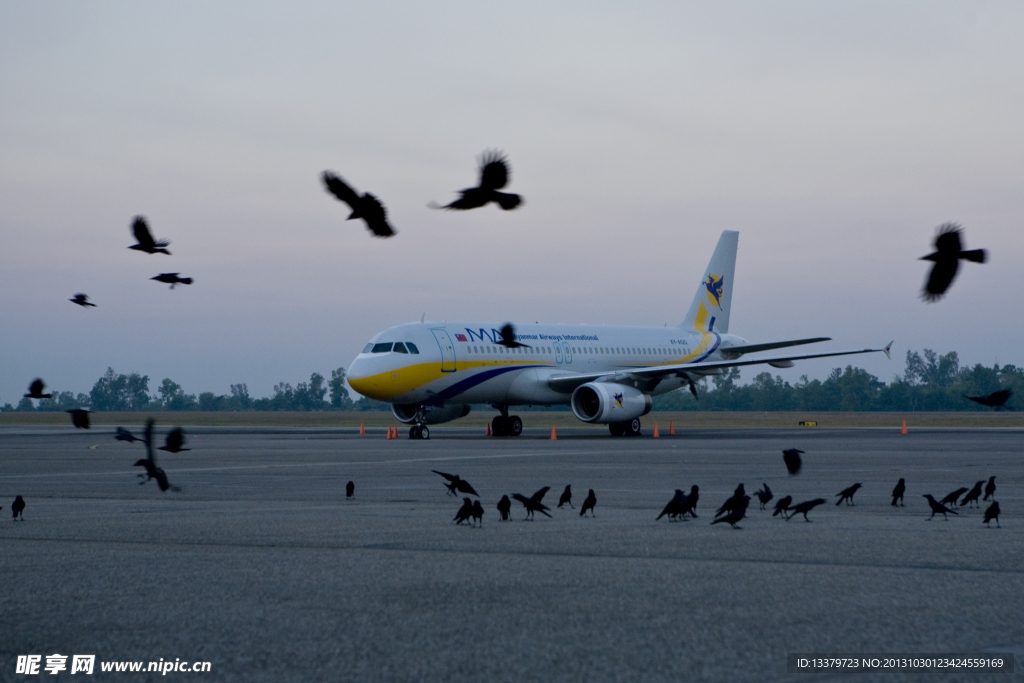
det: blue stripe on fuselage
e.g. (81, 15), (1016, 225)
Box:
(431, 365), (545, 403)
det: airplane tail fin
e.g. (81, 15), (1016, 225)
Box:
(680, 230), (738, 334)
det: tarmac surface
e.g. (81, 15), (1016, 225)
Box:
(0, 424), (1021, 682)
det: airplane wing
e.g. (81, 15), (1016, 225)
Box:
(718, 337), (830, 358)
(547, 342), (893, 394)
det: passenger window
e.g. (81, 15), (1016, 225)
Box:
(372, 342), (393, 353)
(393, 342), (408, 353)
(407, 342), (419, 354)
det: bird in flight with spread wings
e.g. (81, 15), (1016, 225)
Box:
(920, 223), (986, 302)
(129, 216), (171, 255)
(964, 389), (1012, 410)
(431, 150), (522, 211)
(321, 171), (396, 238)
(69, 293), (96, 308)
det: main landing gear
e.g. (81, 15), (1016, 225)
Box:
(491, 405), (523, 437)
(608, 418), (642, 437)
(408, 425), (430, 440)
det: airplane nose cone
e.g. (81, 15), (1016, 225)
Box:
(347, 355), (383, 397)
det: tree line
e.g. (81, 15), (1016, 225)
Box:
(4, 349), (1018, 412)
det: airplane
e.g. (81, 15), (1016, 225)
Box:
(347, 231), (892, 439)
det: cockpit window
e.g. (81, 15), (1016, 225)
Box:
(393, 342), (408, 354)
(372, 342), (393, 353)
(362, 343), (373, 354)
(406, 342), (419, 354)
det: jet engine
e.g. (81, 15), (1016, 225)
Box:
(391, 403), (471, 425)
(570, 383), (652, 424)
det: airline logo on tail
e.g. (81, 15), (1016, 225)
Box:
(704, 275), (724, 308)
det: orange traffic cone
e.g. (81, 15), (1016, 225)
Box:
(386, 425), (392, 440)
(652, 423), (660, 438)
(359, 422), (365, 436)
(669, 421), (676, 436)
(901, 420), (907, 435)
(550, 425), (557, 440)
(486, 422), (492, 436)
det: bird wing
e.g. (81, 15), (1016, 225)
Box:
(456, 480), (479, 496)
(166, 428), (185, 451)
(530, 486), (550, 503)
(358, 193), (396, 237)
(321, 171), (360, 208)
(29, 378), (45, 395)
(132, 216), (156, 249)
(511, 493), (530, 506)
(478, 151), (510, 190)
(933, 223), (963, 253)
(432, 470), (459, 483)
(923, 259), (958, 300)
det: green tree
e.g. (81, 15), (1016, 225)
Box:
(329, 368), (353, 409)
(158, 378), (197, 411)
(90, 368), (152, 411)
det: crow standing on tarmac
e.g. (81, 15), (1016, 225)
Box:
(754, 483), (773, 510)
(346, 481), (355, 499)
(891, 478), (906, 506)
(772, 495), (793, 518)
(786, 498), (826, 522)
(512, 492), (552, 520)
(471, 500), (484, 527)
(657, 490), (685, 521)
(580, 489), (597, 517)
(716, 484), (746, 517)
(984, 476), (997, 501)
(923, 494), (958, 520)
(453, 498), (474, 525)
(711, 496), (750, 529)
(961, 481), (984, 509)
(558, 485), (573, 509)
(836, 483), (862, 506)
(12, 496), (26, 521)
(983, 501), (1000, 528)
(496, 495), (512, 521)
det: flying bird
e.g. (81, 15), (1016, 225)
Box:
(939, 487), (969, 510)
(12, 495), (26, 521)
(920, 222), (986, 302)
(984, 476), (997, 501)
(891, 478), (906, 506)
(431, 150), (522, 211)
(983, 501), (1000, 528)
(964, 389), (1012, 410)
(321, 171), (396, 238)
(67, 409), (90, 429)
(495, 323), (530, 349)
(69, 293), (96, 308)
(128, 216), (171, 255)
(923, 494), (957, 520)
(558, 485), (573, 509)
(783, 449), (803, 475)
(711, 495), (750, 529)
(786, 498), (826, 522)
(755, 483), (773, 510)
(772, 495), (793, 517)
(115, 427), (140, 443)
(657, 490), (685, 521)
(580, 489), (597, 517)
(960, 481), (984, 509)
(346, 481), (354, 499)
(471, 500), (484, 527)
(511, 493), (551, 520)
(431, 470), (479, 497)
(150, 273), (193, 289)
(133, 419), (180, 492)
(496, 495), (512, 521)
(158, 427), (190, 453)
(24, 379), (52, 399)
(453, 498), (474, 525)
(835, 483), (862, 506)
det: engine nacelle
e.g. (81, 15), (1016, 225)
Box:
(570, 383), (652, 424)
(391, 403), (471, 425)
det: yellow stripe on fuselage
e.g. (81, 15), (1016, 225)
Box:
(348, 360), (546, 402)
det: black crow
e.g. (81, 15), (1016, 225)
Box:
(115, 427), (140, 442)
(983, 476), (997, 501)
(755, 483), (773, 510)
(511, 493), (551, 520)
(472, 500), (484, 527)
(431, 150), (522, 211)
(150, 273), (193, 289)
(495, 322), (530, 349)
(783, 448), (803, 475)
(321, 171), (396, 238)
(836, 483), (862, 506)
(961, 481), (983, 508)
(496, 495), (512, 521)
(716, 484), (746, 517)
(786, 498), (826, 522)
(558, 485), (573, 509)
(964, 389), (1012, 410)
(453, 498), (474, 525)
(158, 427), (190, 453)
(920, 222), (986, 302)
(129, 216), (171, 255)
(133, 419), (180, 492)
(580, 489), (597, 517)
(891, 478), (906, 506)
(772, 495), (793, 517)
(69, 293), (96, 308)
(530, 486), (551, 504)
(24, 379), (52, 399)
(940, 487), (969, 510)
(711, 495), (750, 529)
(923, 494), (957, 520)
(346, 481), (354, 499)
(67, 409), (90, 429)
(431, 470), (479, 497)
(12, 495), (26, 521)
(681, 484), (699, 518)
(657, 490), (685, 521)
(983, 501), (1000, 528)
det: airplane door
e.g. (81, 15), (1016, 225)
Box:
(431, 328), (456, 372)
(562, 342), (572, 364)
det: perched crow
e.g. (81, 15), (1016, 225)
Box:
(961, 481), (984, 508)
(128, 216), (171, 255)
(716, 484), (746, 517)
(69, 293), (96, 308)
(158, 427), (190, 453)
(12, 495), (26, 521)
(114, 427), (140, 443)
(558, 485), (573, 509)
(453, 497), (474, 525)
(681, 485), (699, 518)
(346, 481), (354, 499)
(24, 379), (52, 399)
(964, 389), (1012, 410)
(940, 487), (969, 510)
(431, 470), (479, 497)
(496, 323), (530, 349)
(772, 495), (793, 517)
(431, 150), (522, 211)
(836, 483), (862, 506)
(321, 171), (396, 238)
(755, 483), (773, 511)
(783, 448), (803, 475)
(472, 500), (485, 527)
(891, 478), (906, 506)
(711, 495), (750, 529)
(923, 494), (957, 520)
(983, 501), (1000, 528)
(786, 498), (826, 522)
(496, 495), (512, 521)
(580, 489), (597, 517)
(657, 490), (685, 521)
(984, 476), (997, 501)
(67, 409), (90, 429)
(920, 222), (986, 302)
(511, 493), (551, 520)
(150, 273), (193, 289)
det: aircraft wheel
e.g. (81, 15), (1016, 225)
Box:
(627, 418), (642, 437)
(609, 422), (626, 437)
(491, 416), (507, 437)
(507, 416), (523, 437)
(419, 426), (430, 440)
(409, 425), (421, 439)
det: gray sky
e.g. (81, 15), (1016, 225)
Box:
(2, 1), (1023, 405)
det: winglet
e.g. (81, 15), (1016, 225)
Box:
(883, 341), (893, 359)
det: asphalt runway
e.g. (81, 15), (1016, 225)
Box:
(1, 425), (1020, 682)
